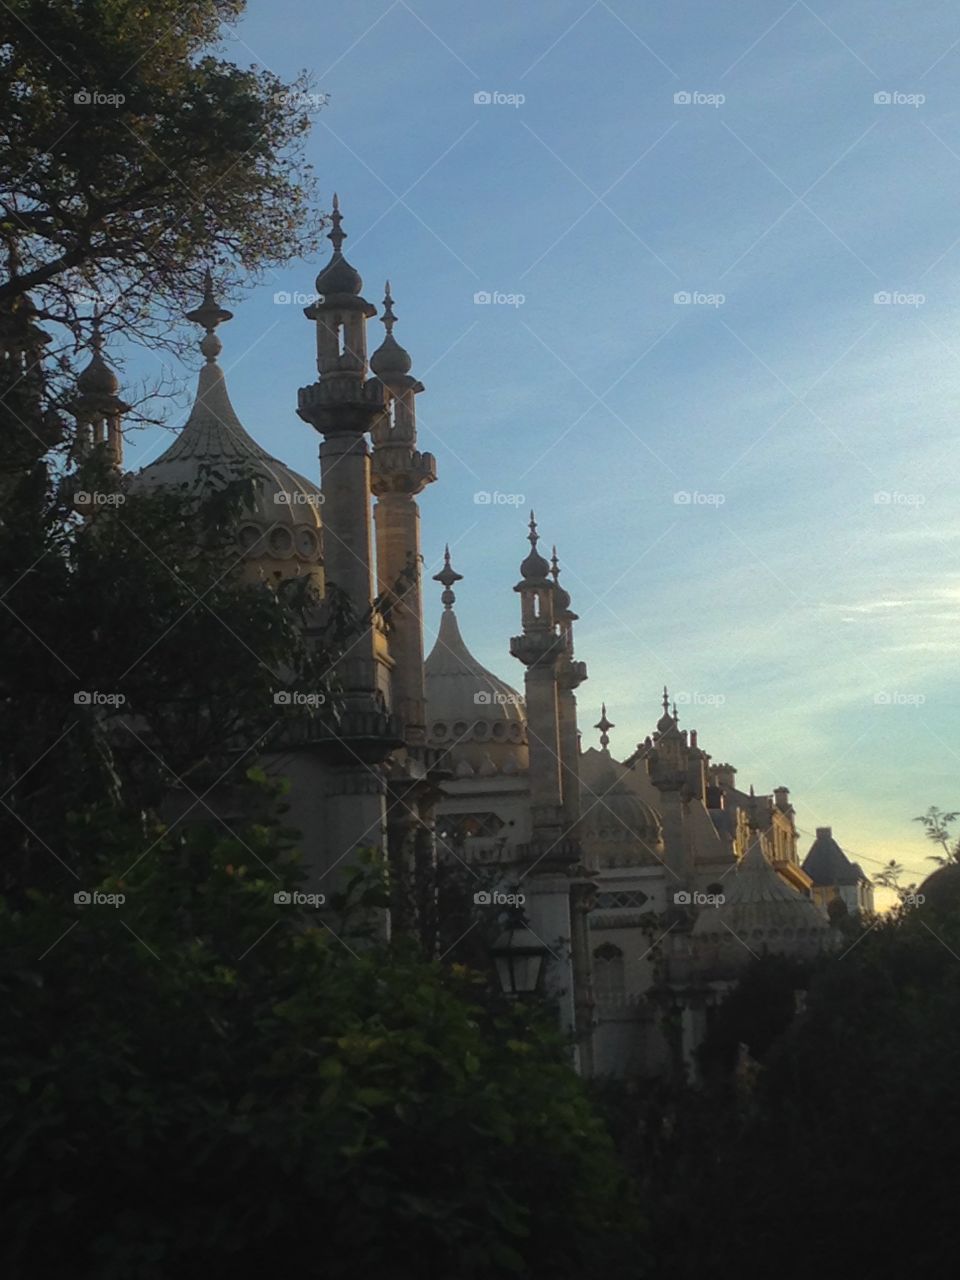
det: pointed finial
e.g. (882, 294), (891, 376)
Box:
(328, 192), (346, 254)
(595, 703), (615, 751)
(90, 312), (104, 356)
(185, 269), (232, 363)
(433, 543), (463, 610)
(382, 280), (396, 334)
(662, 686), (670, 714)
(550, 544), (560, 579)
(672, 701), (678, 720)
(528, 511), (539, 548)
(749, 783), (755, 797)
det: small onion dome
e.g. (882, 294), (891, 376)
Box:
(370, 281), (413, 377)
(315, 193), (363, 296)
(656, 686), (677, 735)
(519, 511), (551, 583)
(550, 545), (576, 618)
(77, 320), (119, 396)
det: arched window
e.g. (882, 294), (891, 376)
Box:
(593, 943), (625, 1004)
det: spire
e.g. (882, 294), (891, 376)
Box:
(370, 279), (413, 379)
(657, 686), (674, 733)
(185, 268), (233, 363)
(519, 510), (551, 583)
(329, 191), (345, 253)
(595, 703), (614, 751)
(433, 544), (463, 610)
(77, 315), (120, 396)
(314, 192), (363, 297)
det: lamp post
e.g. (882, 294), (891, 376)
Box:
(492, 922), (548, 998)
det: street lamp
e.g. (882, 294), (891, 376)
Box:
(492, 923), (548, 998)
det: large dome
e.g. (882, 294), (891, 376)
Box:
(133, 359), (323, 582)
(424, 604), (527, 777)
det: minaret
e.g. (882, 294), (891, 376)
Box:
(74, 316), (128, 469)
(509, 513), (568, 854)
(370, 281), (437, 741)
(510, 514), (596, 1076)
(550, 546), (587, 827)
(295, 197), (398, 907)
(297, 195), (386, 665)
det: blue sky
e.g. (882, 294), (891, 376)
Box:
(126, 0), (960, 885)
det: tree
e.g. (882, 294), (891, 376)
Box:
(0, 809), (644, 1280)
(914, 805), (960, 866)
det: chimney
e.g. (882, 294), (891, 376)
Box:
(816, 826), (832, 840)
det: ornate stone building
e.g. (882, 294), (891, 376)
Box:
(92, 198), (874, 1079)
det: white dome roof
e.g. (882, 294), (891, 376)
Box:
(693, 835), (831, 944)
(424, 606), (527, 775)
(133, 359), (323, 574)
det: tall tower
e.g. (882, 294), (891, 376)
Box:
(295, 197), (401, 890)
(646, 689), (696, 909)
(369, 282), (440, 941)
(510, 513), (596, 1074)
(550, 546), (587, 827)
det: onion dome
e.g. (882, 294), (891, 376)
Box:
(134, 271), (323, 579)
(370, 281), (413, 378)
(579, 746), (662, 867)
(656, 686), (679, 736)
(518, 511), (551, 584)
(425, 548), (528, 775)
(693, 834), (832, 946)
(314, 193), (363, 297)
(77, 317), (120, 396)
(801, 827), (863, 887)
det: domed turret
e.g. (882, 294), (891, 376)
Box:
(134, 271), (323, 583)
(579, 739), (663, 868)
(370, 281), (413, 378)
(518, 511), (551, 585)
(424, 548), (528, 776)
